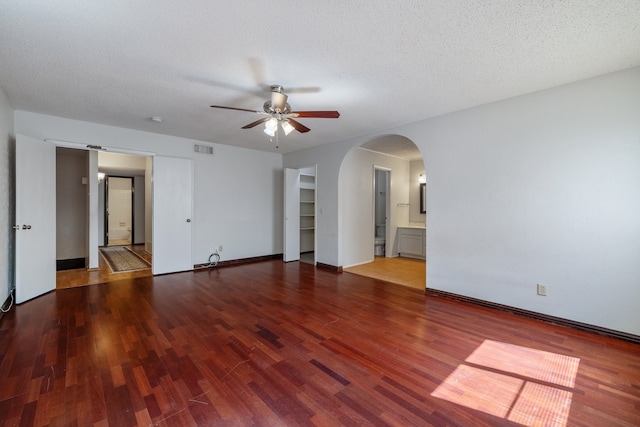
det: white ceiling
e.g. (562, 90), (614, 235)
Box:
(1, 1), (639, 156)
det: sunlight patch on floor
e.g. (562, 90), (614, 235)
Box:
(431, 340), (579, 427)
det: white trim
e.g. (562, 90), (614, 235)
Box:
(44, 138), (157, 157)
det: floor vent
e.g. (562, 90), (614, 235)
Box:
(194, 144), (214, 155)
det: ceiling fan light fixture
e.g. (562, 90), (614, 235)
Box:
(281, 120), (295, 136)
(264, 117), (278, 136)
(265, 117), (278, 130)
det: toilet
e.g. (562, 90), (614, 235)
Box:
(374, 225), (386, 256)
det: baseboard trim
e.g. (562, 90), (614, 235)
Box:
(194, 256), (344, 273)
(425, 288), (640, 345)
(194, 254), (282, 270)
(316, 262), (343, 273)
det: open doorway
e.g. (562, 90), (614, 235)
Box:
(55, 149), (153, 289)
(374, 168), (390, 257)
(24, 139), (193, 294)
(341, 135), (426, 289)
(105, 176), (133, 246)
(284, 165), (317, 265)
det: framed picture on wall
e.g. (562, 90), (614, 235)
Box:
(420, 183), (426, 214)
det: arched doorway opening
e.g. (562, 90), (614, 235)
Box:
(338, 135), (426, 289)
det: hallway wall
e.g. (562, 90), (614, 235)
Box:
(286, 67), (640, 336)
(339, 147), (410, 267)
(56, 148), (87, 261)
(14, 111), (283, 265)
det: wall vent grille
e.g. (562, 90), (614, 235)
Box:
(194, 145), (214, 155)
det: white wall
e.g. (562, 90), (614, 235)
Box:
(0, 87), (14, 307)
(285, 140), (358, 267)
(133, 175), (145, 244)
(286, 67), (640, 336)
(145, 157), (152, 252)
(14, 111), (283, 265)
(98, 180), (105, 246)
(409, 160), (426, 225)
(99, 151), (147, 171)
(406, 67), (640, 336)
(339, 147), (410, 267)
(87, 150), (99, 268)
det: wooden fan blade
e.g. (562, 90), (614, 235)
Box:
(288, 119), (311, 133)
(291, 111), (340, 119)
(241, 118), (270, 129)
(210, 105), (261, 114)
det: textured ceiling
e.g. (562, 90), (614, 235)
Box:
(1, 1), (639, 155)
(360, 136), (424, 161)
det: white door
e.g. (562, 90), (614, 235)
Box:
(15, 134), (56, 303)
(283, 168), (300, 262)
(152, 156), (193, 274)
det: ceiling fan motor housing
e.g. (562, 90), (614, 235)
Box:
(263, 97), (291, 115)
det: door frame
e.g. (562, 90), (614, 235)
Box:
(283, 168), (301, 262)
(104, 175), (135, 246)
(283, 164), (318, 264)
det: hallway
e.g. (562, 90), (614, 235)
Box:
(56, 244), (152, 289)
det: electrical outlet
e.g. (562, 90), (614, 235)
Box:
(537, 283), (547, 296)
(218, 245), (223, 252)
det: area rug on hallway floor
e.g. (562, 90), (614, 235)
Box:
(99, 246), (151, 273)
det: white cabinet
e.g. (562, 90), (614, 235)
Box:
(398, 227), (425, 259)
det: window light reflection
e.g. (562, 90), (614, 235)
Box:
(431, 340), (580, 427)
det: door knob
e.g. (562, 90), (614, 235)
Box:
(22, 225), (31, 230)
(186, 219), (191, 222)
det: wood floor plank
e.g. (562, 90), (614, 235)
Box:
(2, 260), (640, 426)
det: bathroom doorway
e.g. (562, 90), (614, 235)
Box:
(105, 176), (134, 246)
(374, 168), (390, 257)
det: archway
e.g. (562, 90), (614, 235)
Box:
(338, 134), (426, 289)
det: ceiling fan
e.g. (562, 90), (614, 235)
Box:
(210, 85), (340, 136)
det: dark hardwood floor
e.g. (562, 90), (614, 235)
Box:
(1, 260), (639, 426)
